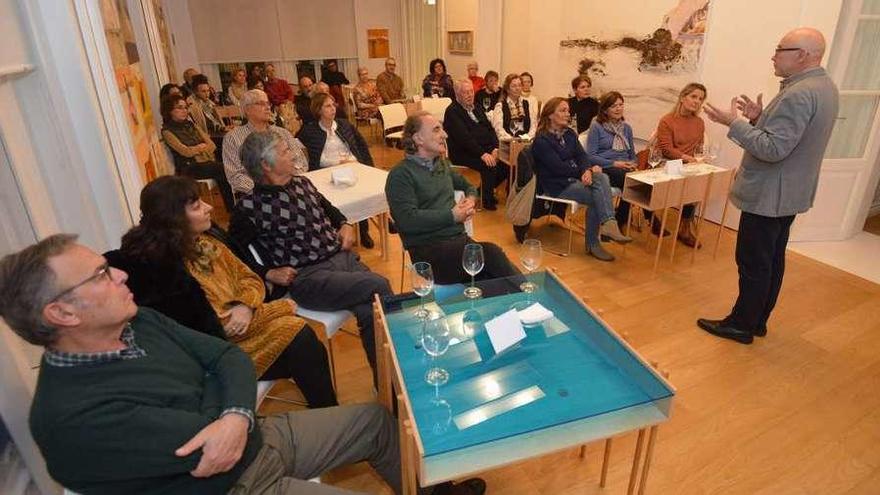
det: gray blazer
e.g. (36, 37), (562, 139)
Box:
(727, 67), (839, 217)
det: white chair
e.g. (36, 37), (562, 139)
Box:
(378, 103), (407, 143)
(247, 245), (353, 391)
(420, 97), (452, 122)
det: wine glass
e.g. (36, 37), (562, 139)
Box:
(519, 239), (542, 295)
(410, 261), (434, 320)
(422, 317), (451, 386)
(570, 114), (579, 132)
(693, 143), (706, 163)
(462, 244), (484, 299)
(648, 147), (663, 169)
(482, 96), (491, 113)
(708, 143), (721, 164)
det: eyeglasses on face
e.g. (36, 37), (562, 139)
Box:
(774, 47), (802, 53)
(49, 262), (112, 302)
(249, 101), (271, 108)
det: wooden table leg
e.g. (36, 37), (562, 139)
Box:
(381, 212), (390, 261)
(669, 177), (689, 262)
(374, 297), (393, 411)
(692, 172), (715, 265)
(637, 426), (659, 495)
(400, 411), (417, 495)
(627, 429), (647, 495)
(713, 172), (735, 260)
(600, 438), (613, 487)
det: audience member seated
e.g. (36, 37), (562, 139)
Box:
(230, 131), (393, 382)
(531, 98), (632, 261)
(467, 61), (485, 92)
(520, 71), (539, 113)
(161, 94), (235, 210)
(294, 75), (314, 122)
(297, 93), (376, 248)
(475, 70), (501, 113)
(586, 91), (643, 231)
(422, 58), (454, 98)
(180, 67), (199, 97)
(306, 82), (348, 122)
(223, 89), (308, 195)
(264, 63), (294, 107)
(444, 79), (508, 211)
(226, 68), (248, 107)
(386, 112), (520, 284)
(491, 73), (536, 140)
(189, 75), (228, 135)
(249, 64), (266, 85)
(568, 75), (600, 134)
(105, 176), (337, 408)
(321, 60), (350, 113)
(353, 67), (384, 120)
(160, 82), (182, 99)
(655, 82), (708, 247)
(376, 57), (405, 103)
(0, 235), (405, 494)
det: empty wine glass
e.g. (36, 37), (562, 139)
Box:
(519, 239), (542, 295)
(482, 96), (491, 112)
(410, 261), (434, 320)
(422, 317), (451, 386)
(708, 143), (721, 164)
(693, 143), (706, 163)
(648, 147), (663, 169)
(462, 244), (484, 299)
(512, 119), (524, 137)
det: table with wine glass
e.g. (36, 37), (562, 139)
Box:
(622, 155), (734, 273)
(373, 268), (676, 494)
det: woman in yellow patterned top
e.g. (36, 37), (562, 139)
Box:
(108, 176), (337, 408)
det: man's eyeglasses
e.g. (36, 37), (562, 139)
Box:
(49, 262), (112, 302)
(249, 101), (271, 108)
(774, 47), (803, 53)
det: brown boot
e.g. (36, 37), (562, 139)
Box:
(678, 219), (701, 248)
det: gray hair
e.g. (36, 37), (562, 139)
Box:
(402, 111), (431, 154)
(0, 233), (78, 346)
(239, 130), (281, 183)
(240, 89), (268, 114)
(453, 78), (473, 101)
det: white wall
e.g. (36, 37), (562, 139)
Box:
(501, 0), (843, 226)
(443, 0), (478, 78)
(354, 0), (402, 77)
(162, 0), (198, 82)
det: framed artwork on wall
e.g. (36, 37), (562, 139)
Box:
(447, 31), (474, 55)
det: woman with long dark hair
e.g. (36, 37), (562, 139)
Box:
(532, 97), (631, 261)
(106, 175), (337, 408)
(160, 94), (235, 211)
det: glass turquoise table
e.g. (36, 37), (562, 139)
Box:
(373, 270), (676, 494)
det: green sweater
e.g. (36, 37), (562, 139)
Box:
(29, 308), (261, 494)
(385, 156), (477, 248)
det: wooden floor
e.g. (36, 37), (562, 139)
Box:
(258, 142), (880, 495)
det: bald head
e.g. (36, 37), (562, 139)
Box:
(773, 27), (826, 77)
(784, 27), (826, 60)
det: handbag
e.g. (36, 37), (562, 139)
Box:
(506, 175), (537, 226)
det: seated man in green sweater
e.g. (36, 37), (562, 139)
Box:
(386, 111), (520, 284)
(0, 235), (405, 495)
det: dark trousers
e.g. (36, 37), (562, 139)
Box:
(724, 211), (796, 333)
(287, 251), (392, 384)
(181, 161), (235, 212)
(408, 235), (521, 285)
(260, 324), (338, 408)
(463, 160), (509, 208)
(603, 167), (632, 226)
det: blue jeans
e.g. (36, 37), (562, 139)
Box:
(557, 172), (616, 248)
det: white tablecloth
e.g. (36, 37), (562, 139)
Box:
(303, 163), (389, 223)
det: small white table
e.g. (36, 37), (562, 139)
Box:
(304, 163), (391, 260)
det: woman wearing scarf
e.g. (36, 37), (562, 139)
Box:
(160, 94), (235, 211)
(586, 91), (638, 229)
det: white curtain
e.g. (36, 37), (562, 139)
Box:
(398, 0), (440, 96)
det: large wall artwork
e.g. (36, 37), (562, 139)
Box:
(559, 0), (710, 139)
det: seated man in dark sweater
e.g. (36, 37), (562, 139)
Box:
(444, 78), (508, 211)
(386, 112), (520, 285)
(229, 130), (392, 383)
(0, 234), (401, 495)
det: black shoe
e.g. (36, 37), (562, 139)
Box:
(388, 221), (398, 234)
(697, 318), (753, 344)
(360, 233), (374, 249)
(651, 222), (671, 237)
(432, 478), (487, 495)
(754, 324), (767, 337)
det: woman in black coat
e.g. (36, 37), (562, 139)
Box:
(296, 92), (375, 247)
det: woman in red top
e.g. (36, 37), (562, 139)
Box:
(655, 82), (707, 247)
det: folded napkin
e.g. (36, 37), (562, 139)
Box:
(331, 166), (357, 187)
(516, 302), (554, 325)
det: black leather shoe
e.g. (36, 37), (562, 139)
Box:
(697, 318), (753, 344)
(432, 478), (487, 495)
(754, 324), (767, 337)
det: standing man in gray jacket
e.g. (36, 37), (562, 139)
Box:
(699, 27), (839, 344)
